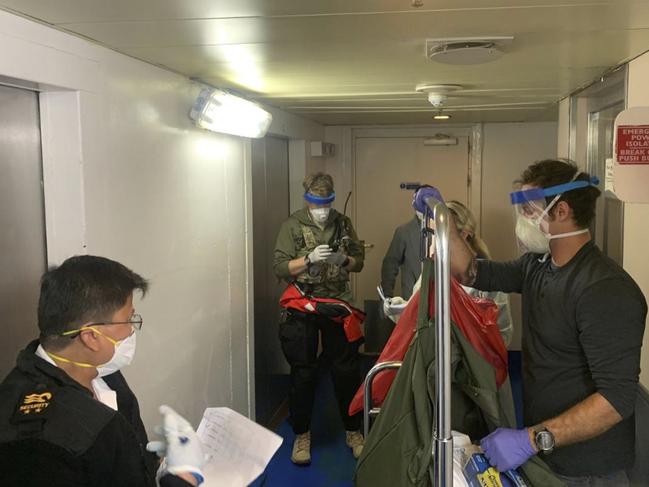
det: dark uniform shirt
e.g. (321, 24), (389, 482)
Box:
(380, 216), (421, 299)
(474, 241), (647, 476)
(0, 340), (192, 487)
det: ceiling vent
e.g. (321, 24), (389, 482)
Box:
(426, 37), (513, 65)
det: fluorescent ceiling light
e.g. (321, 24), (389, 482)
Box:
(433, 113), (451, 120)
(189, 88), (272, 139)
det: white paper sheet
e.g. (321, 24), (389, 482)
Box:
(196, 407), (283, 487)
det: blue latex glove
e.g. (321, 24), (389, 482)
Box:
(480, 427), (537, 472)
(412, 185), (444, 214)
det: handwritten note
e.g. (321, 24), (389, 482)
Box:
(196, 407), (283, 486)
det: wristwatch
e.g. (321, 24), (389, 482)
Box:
(304, 255), (312, 267)
(534, 427), (555, 454)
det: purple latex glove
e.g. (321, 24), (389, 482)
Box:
(412, 185), (444, 214)
(480, 427), (537, 472)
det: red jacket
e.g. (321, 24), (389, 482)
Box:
(279, 284), (365, 343)
(348, 278), (508, 416)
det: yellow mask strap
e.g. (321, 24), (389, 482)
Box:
(45, 351), (97, 369)
(88, 327), (120, 346)
(61, 325), (121, 346)
(49, 326), (122, 369)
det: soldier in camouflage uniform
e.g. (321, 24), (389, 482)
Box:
(273, 172), (365, 465)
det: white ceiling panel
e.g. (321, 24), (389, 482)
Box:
(51, 5), (649, 48)
(0, 1), (632, 24)
(1, 0), (649, 124)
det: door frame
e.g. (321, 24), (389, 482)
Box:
(334, 124), (484, 300)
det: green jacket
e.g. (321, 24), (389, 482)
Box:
(355, 260), (564, 487)
(273, 208), (364, 302)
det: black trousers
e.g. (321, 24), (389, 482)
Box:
(279, 311), (362, 434)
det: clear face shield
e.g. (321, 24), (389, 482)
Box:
(510, 186), (555, 254)
(509, 175), (600, 255)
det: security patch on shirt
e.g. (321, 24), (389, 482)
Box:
(16, 390), (53, 417)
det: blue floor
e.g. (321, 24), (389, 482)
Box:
(250, 351), (524, 486)
(250, 372), (357, 487)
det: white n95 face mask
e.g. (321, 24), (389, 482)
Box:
(515, 216), (551, 254)
(515, 212), (590, 255)
(96, 332), (137, 377)
(310, 208), (330, 224)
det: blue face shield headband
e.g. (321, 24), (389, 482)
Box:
(304, 192), (336, 205)
(509, 176), (600, 207)
(509, 174), (600, 256)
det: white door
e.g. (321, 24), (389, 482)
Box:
(0, 84), (47, 377)
(354, 136), (470, 306)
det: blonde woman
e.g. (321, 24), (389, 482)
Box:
(386, 201), (514, 347)
(446, 200), (514, 347)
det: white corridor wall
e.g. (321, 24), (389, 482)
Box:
(626, 51), (649, 389)
(0, 9), (276, 430)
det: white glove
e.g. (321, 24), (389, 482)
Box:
(308, 244), (332, 264)
(325, 251), (347, 266)
(383, 296), (407, 323)
(146, 405), (206, 485)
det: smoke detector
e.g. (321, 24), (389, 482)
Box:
(426, 37), (514, 65)
(415, 84), (462, 107)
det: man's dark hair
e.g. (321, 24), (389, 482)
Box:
(38, 255), (148, 350)
(518, 159), (601, 228)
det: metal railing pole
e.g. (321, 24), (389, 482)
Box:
(363, 361), (403, 439)
(424, 197), (453, 487)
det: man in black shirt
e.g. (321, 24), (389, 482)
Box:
(416, 160), (647, 486)
(0, 255), (205, 487)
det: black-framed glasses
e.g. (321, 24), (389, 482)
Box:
(61, 313), (143, 337)
(93, 313), (143, 330)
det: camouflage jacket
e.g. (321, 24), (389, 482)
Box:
(273, 208), (364, 301)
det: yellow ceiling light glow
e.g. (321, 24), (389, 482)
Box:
(220, 45), (265, 92)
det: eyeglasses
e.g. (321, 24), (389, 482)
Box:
(61, 313), (143, 337)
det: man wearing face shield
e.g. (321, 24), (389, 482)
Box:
(273, 172), (366, 465)
(416, 159), (646, 486)
(0, 255), (205, 487)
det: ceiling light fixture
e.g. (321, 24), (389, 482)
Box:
(433, 113), (451, 120)
(189, 88), (272, 139)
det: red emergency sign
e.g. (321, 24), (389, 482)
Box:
(616, 125), (649, 164)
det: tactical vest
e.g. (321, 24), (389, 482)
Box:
(295, 218), (350, 287)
